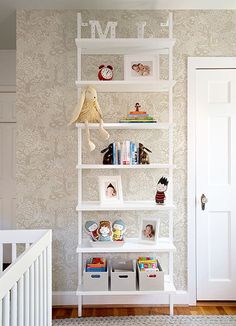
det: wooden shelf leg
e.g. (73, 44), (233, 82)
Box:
(169, 294), (174, 316)
(78, 294), (82, 317)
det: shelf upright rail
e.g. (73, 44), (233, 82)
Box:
(77, 12), (83, 317)
(168, 11), (174, 316)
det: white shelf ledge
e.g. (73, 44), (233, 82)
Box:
(76, 80), (176, 92)
(76, 122), (173, 130)
(76, 163), (175, 170)
(76, 38), (176, 54)
(76, 276), (176, 295)
(76, 201), (174, 211)
(76, 238), (176, 253)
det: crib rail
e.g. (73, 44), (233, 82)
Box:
(0, 229), (52, 326)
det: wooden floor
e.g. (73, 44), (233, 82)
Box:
(52, 302), (236, 319)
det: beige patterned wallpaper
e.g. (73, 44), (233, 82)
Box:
(16, 10), (236, 292)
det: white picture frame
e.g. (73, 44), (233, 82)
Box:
(99, 176), (123, 206)
(124, 54), (158, 81)
(139, 217), (159, 244)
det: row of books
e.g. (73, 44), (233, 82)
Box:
(138, 257), (161, 272)
(112, 141), (140, 165)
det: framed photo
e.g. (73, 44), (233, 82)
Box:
(99, 176), (123, 206)
(139, 218), (159, 244)
(124, 54), (158, 81)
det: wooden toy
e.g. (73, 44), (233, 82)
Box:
(155, 176), (169, 204)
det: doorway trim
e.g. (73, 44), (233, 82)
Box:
(187, 57), (236, 305)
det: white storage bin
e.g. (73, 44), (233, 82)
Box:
(83, 268), (109, 291)
(111, 260), (136, 291)
(138, 260), (164, 291)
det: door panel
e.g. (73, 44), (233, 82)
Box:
(196, 69), (236, 300)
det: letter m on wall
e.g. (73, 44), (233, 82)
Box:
(89, 20), (117, 38)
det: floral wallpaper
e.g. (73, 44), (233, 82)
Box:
(16, 10), (236, 292)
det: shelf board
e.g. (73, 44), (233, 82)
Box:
(75, 80), (176, 92)
(76, 38), (176, 54)
(76, 163), (175, 170)
(76, 201), (174, 211)
(76, 276), (176, 295)
(77, 238), (176, 253)
(76, 122), (173, 130)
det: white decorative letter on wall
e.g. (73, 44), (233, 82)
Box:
(89, 21), (118, 39)
(136, 22), (146, 38)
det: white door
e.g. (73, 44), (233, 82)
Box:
(0, 93), (16, 231)
(196, 69), (236, 300)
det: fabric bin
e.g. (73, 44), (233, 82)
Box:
(138, 260), (164, 291)
(83, 268), (109, 291)
(111, 260), (136, 291)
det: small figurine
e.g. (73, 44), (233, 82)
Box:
(98, 65), (113, 81)
(139, 143), (152, 164)
(155, 177), (169, 205)
(85, 221), (99, 241)
(98, 221), (112, 241)
(112, 219), (126, 241)
(101, 143), (113, 164)
(69, 86), (109, 152)
(135, 102), (141, 112)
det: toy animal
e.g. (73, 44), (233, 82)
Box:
(101, 143), (113, 164)
(69, 86), (109, 151)
(139, 143), (152, 164)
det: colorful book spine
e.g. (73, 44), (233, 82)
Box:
(112, 143), (116, 164)
(117, 142), (121, 165)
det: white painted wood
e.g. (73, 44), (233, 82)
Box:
(0, 93), (16, 122)
(76, 122), (173, 129)
(11, 284), (17, 326)
(196, 68), (236, 300)
(11, 243), (16, 262)
(29, 264), (35, 326)
(17, 277), (24, 326)
(34, 258), (39, 326)
(43, 250), (47, 326)
(76, 200), (174, 211)
(0, 230), (46, 243)
(76, 80), (176, 92)
(0, 51), (16, 89)
(24, 269), (30, 326)
(46, 244), (52, 326)
(188, 57), (236, 304)
(0, 243), (3, 272)
(2, 291), (10, 326)
(76, 38), (175, 54)
(77, 163), (176, 169)
(77, 238), (176, 253)
(76, 11), (176, 315)
(39, 253), (43, 326)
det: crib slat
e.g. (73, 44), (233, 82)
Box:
(3, 291), (10, 326)
(34, 258), (39, 326)
(24, 269), (29, 326)
(43, 250), (47, 325)
(11, 283), (17, 326)
(29, 263), (35, 326)
(46, 244), (52, 324)
(39, 254), (43, 326)
(17, 277), (24, 326)
(25, 244), (30, 250)
(11, 244), (17, 263)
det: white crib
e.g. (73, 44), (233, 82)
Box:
(0, 229), (52, 326)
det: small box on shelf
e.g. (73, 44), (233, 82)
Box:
(83, 258), (109, 291)
(111, 260), (136, 291)
(137, 258), (164, 291)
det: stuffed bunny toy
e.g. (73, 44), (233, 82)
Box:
(69, 86), (109, 151)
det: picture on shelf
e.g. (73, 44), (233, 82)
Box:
(139, 218), (159, 243)
(124, 55), (157, 81)
(99, 176), (123, 205)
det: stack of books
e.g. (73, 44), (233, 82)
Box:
(86, 257), (107, 272)
(119, 103), (157, 123)
(112, 141), (139, 165)
(138, 257), (161, 272)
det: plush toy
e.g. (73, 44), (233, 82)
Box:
(155, 177), (169, 205)
(98, 221), (112, 241)
(69, 86), (109, 151)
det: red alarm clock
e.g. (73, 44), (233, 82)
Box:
(98, 65), (113, 81)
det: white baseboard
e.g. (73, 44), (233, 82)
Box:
(52, 291), (189, 306)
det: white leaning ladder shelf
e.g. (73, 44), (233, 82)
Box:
(75, 12), (176, 316)
(0, 229), (52, 326)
